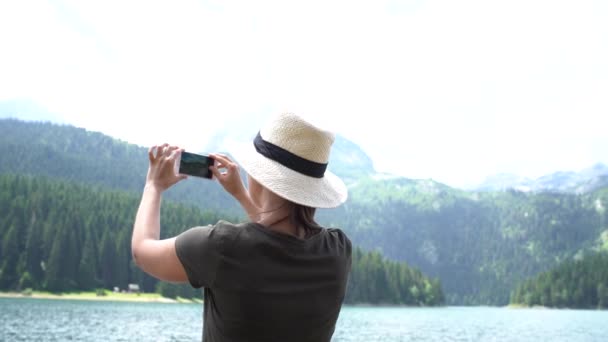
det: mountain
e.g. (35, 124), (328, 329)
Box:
(0, 118), (243, 217)
(322, 179), (608, 304)
(476, 163), (608, 194)
(1, 118), (607, 305)
(474, 173), (534, 192)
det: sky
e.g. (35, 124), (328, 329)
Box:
(0, 0), (607, 189)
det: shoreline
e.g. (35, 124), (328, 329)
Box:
(0, 291), (202, 304)
(1, 293), (601, 311)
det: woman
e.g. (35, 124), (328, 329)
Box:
(131, 113), (351, 342)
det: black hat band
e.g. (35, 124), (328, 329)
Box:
(253, 132), (328, 179)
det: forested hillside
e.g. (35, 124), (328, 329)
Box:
(0, 118), (239, 216)
(2, 118), (607, 305)
(510, 251), (608, 309)
(319, 177), (608, 305)
(0, 174), (443, 305)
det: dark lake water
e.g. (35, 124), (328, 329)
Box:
(1, 298), (607, 341)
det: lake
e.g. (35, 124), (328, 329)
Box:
(1, 298), (607, 341)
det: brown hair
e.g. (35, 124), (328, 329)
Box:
(289, 203), (322, 238)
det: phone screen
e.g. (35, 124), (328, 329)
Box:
(179, 152), (214, 179)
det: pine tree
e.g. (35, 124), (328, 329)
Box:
(598, 283), (607, 309)
(0, 224), (20, 289)
(78, 232), (99, 290)
(99, 231), (117, 290)
(45, 227), (68, 292)
(114, 229), (130, 290)
(24, 214), (44, 288)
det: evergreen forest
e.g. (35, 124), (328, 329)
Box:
(510, 251), (608, 309)
(0, 173), (443, 305)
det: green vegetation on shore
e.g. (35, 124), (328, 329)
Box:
(346, 247), (443, 305)
(0, 290), (201, 303)
(510, 252), (608, 309)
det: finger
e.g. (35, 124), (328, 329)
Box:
(211, 153), (236, 168)
(169, 146), (181, 157)
(175, 148), (184, 161)
(159, 143), (169, 155)
(171, 148), (184, 158)
(148, 145), (157, 162)
(212, 159), (230, 173)
(208, 155), (224, 169)
(210, 165), (223, 180)
(209, 153), (228, 163)
(167, 147), (181, 161)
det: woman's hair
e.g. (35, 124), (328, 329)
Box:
(289, 203), (322, 238)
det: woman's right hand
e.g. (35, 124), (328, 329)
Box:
(146, 144), (187, 192)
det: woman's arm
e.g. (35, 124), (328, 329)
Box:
(131, 144), (188, 283)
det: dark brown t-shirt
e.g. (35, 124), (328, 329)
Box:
(175, 220), (352, 342)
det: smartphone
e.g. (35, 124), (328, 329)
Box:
(176, 151), (215, 179)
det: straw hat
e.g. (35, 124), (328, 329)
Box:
(232, 113), (347, 208)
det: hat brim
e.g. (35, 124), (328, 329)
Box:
(231, 143), (348, 209)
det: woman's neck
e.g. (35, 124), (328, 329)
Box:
(250, 186), (304, 238)
(257, 204), (303, 239)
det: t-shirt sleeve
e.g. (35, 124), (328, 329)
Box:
(175, 224), (224, 288)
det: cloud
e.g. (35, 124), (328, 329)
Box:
(0, 0), (606, 188)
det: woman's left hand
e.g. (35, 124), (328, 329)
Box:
(209, 153), (247, 198)
(146, 144), (187, 191)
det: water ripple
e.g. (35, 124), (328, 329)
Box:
(2, 299), (608, 341)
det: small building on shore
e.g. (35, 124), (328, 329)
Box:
(128, 284), (140, 293)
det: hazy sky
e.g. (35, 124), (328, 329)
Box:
(1, 0), (607, 188)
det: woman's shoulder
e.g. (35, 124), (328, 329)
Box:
(182, 220), (247, 241)
(325, 227), (350, 239)
(320, 227), (351, 252)
(214, 220), (267, 232)
(210, 220), (267, 240)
